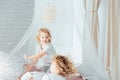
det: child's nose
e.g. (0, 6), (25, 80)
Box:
(44, 38), (47, 40)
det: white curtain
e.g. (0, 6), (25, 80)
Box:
(81, 0), (100, 61)
(103, 0), (120, 80)
(82, 0), (99, 50)
(98, 0), (108, 67)
(95, 0), (120, 79)
(73, 0), (108, 80)
(72, 0), (83, 66)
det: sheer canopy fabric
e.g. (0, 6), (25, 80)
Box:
(0, 0), (111, 80)
(0, 0), (73, 79)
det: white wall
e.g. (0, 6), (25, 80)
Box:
(0, 0), (34, 52)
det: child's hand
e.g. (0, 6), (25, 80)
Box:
(23, 54), (29, 60)
(26, 64), (33, 72)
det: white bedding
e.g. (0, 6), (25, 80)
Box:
(21, 72), (65, 80)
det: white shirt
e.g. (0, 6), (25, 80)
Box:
(21, 72), (45, 80)
(35, 43), (56, 67)
(42, 74), (66, 80)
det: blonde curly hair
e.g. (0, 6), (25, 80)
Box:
(52, 55), (78, 77)
(36, 27), (52, 43)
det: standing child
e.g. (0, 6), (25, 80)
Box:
(18, 27), (56, 80)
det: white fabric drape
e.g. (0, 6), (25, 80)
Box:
(1, 0), (119, 80)
(104, 0), (120, 79)
(82, 0), (100, 50)
(97, 0), (108, 68)
(73, 0), (108, 80)
(72, 0), (83, 66)
(8, 0), (73, 57)
(82, 0), (100, 61)
(0, 0), (73, 79)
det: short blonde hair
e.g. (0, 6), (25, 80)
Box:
(52, 55), (78, 77)
(36, 27), (52, 43)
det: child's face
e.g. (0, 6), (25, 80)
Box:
(40, 32), (50, 44)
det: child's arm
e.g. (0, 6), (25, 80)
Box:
(25, 51), (47, 72)
(26, 58), (38, 72)
(25, 51), (46, 60)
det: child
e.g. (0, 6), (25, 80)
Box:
(42, 55), (86, 80)
(18, 27), (56, 80)
(21, 55), (86, 80)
